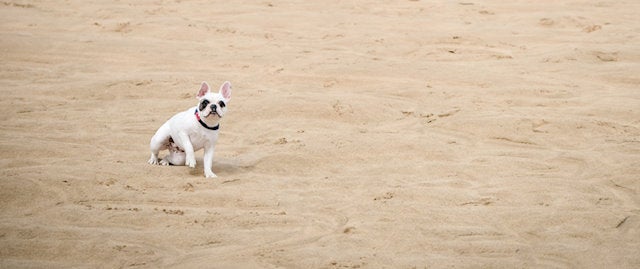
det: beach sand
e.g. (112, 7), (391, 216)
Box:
(1, 1), (639, 268)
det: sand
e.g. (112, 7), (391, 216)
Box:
(1, 0), (639, 268)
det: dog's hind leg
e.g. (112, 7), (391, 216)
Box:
(160, 140), (186, 166)
(161, 150), (186, 166)
(148, 122), (171, 165)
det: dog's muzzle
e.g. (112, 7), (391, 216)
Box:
(210, 104), (218, 116)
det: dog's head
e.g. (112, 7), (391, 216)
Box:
(196, 81), (231, 122)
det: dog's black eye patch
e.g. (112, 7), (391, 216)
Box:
(199, 100), (210, 111)
(218, 101), (226, 108)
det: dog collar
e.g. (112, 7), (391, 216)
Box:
(195, 109), (219, 130)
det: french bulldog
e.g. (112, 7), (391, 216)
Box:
(148, 81), (231, 178)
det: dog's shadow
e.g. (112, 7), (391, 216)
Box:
(188, 154), (262, 177)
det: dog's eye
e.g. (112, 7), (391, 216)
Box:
(218, 101), (226, 108)
(199, 100), (210, 111)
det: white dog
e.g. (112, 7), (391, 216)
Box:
(148, 81), (231, 178)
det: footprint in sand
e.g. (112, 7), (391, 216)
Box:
(593, 51), (618, 62)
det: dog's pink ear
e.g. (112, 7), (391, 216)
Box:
(196, 81), (210, 98)
(219, 81), (231, 100)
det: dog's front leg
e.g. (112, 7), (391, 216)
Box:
(177, 132), (196, 168)
(203, 144), (217, 178)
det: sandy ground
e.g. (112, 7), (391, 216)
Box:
(1, 0), (639, 268)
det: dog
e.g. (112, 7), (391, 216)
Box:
(148, 81), (231, 178)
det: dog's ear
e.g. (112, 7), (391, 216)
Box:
(196, 81), (210, 98)
(219, 81), (232, 100)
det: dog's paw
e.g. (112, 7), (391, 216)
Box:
(205, 170), (217, 178)
(159, 159), (170, 166)
(186, 158), (196, 168)
(148, 157), (159, 165)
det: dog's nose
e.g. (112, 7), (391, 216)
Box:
(210, 104), (217, 112)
